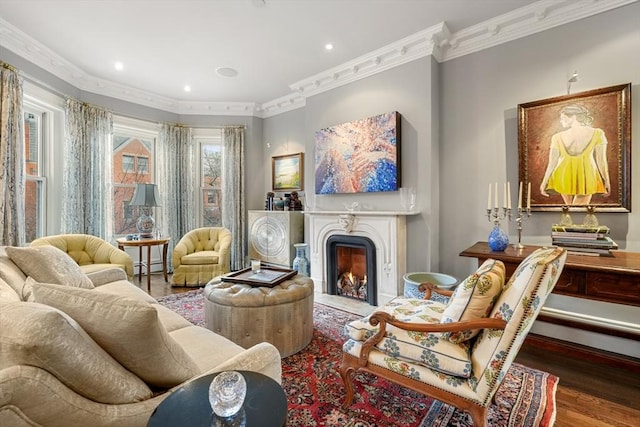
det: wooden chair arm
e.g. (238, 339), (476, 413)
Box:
(357, 311), (506, 366)
(418, 282), (455, 299)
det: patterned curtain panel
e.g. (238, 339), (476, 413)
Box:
(156, 123), (194, 270)
(0, 62), (25, 246)
(222, 126), (246, 270)
(62, 98), (113, 240)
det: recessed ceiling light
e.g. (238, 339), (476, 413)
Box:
(114, 61), (124, 71)
(325, 43), (334, 51)
(184, 85), (191, 92)
(216, 67), (239, 78)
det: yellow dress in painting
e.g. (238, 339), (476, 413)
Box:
(546, 128), (606, 196)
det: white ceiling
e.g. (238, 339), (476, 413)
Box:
(0, 0), (634, 116)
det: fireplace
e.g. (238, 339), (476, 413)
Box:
(307, 211), (408, 307)
(326, 235), (376, 305)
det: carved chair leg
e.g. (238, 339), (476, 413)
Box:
(468, 405), (488, 427)
(339, 361), (356, 409)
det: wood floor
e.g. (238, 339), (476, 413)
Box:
(145, 272), (640, 427)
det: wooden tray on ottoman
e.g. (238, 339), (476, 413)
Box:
(221, 266), (297, 288)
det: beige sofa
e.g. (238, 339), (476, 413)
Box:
(0, 245), (282, 427)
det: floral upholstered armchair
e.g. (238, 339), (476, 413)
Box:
(340, 246), (567, 427)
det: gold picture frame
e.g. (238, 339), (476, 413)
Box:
(518, 83), (631, 212)
(272, 152), (303, 191)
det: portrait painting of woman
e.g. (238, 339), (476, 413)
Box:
(518, 83), (631, 212)
(539, 104), (610, 206)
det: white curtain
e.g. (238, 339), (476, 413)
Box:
(222, 126), (246, 270)
(156, 124), (195, 270)
(0, 62), (25, 246)
(61, 98), (113, 239)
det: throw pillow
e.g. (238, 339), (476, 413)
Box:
(6, 246), (94, 289)
(440, 258), (505, 343)
(0, 301), (152, 404)
(32, 282), (201, 388)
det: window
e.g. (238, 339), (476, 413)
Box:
(122, 155), (135, 172)
(113, 118), (158, 236)
(137, 156), (149, 174)
(23, 110), (46, 242)
(196, 129), (223, 227)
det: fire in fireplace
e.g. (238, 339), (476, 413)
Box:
(326, 235), (377, 305)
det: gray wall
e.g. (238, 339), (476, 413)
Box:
(440, 2), (640, 279)
(263, 57), (440, 272)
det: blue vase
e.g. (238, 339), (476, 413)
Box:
(488, 224), (509, 251)
(292, 243), (310, 276)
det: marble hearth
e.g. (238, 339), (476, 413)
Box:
(307, 211), (409, 307)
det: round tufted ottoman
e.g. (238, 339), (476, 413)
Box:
(203, 275), (314, 358)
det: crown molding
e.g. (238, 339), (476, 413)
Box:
(288, 22), (449, 99)
(1, 0), (637, 118)
(438, 0), (639, 61)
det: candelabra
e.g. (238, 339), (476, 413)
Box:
(509, 207), (532, 249)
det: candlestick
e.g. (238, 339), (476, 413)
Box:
(507, 182), (511, 210)
(527, 182), (531, 210)
(518, 181), (523, 209)
(509, 203), (532, 249)
(487, 184), (491, 210)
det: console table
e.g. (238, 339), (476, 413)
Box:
(460, 242), (640, 308)
(460, 242), (640, 371)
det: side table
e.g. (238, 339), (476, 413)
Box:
(116, 237), (170, 292)
(147, 371), (287, 427)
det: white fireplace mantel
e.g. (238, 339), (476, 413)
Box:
(306, 210), (411, 306)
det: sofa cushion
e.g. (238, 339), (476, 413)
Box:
(0, 278), (21, 303)
(5, 246), (94, 290)
(32, 283), (200, 388)
(0, 247), (29, 300)
(345, 297), (472, 377)
(0, 301), (152, 404)
(440, 258), (505, 343)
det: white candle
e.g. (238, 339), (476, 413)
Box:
(527, 182), (531, 210)
(507, 182), (511, 209)
(503, 182), (507, 208)
(487, 184), (492, 210)
(494, 182), (498, 209)
(518, 181), (523, 210)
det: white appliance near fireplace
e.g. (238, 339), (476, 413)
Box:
(307, 210), (409, 307)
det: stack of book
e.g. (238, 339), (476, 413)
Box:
(551, 224), (618, 256)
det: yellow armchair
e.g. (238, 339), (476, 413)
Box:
(171, 227), (232, 287)
(30, 234), (134, 280)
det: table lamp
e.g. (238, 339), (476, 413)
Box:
(130, 183), (160, 238)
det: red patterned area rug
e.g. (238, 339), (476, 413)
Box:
(157, 289), (558, 427)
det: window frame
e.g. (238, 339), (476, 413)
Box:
(112, 116), (160, 237)
(194, 128), (223, 228)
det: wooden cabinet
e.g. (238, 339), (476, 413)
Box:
(460, 242), (640, 307)
(248, 211), (304, 267)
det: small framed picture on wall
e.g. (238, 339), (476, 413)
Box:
(272, 152), (304, 191)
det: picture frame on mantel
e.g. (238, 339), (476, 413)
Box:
(518, 83), (631, 212)
(272, 152), (303, 191)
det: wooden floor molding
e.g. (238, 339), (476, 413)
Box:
(524, 333), (640, 374)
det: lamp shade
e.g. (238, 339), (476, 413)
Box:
(130, 183), (160, 207)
